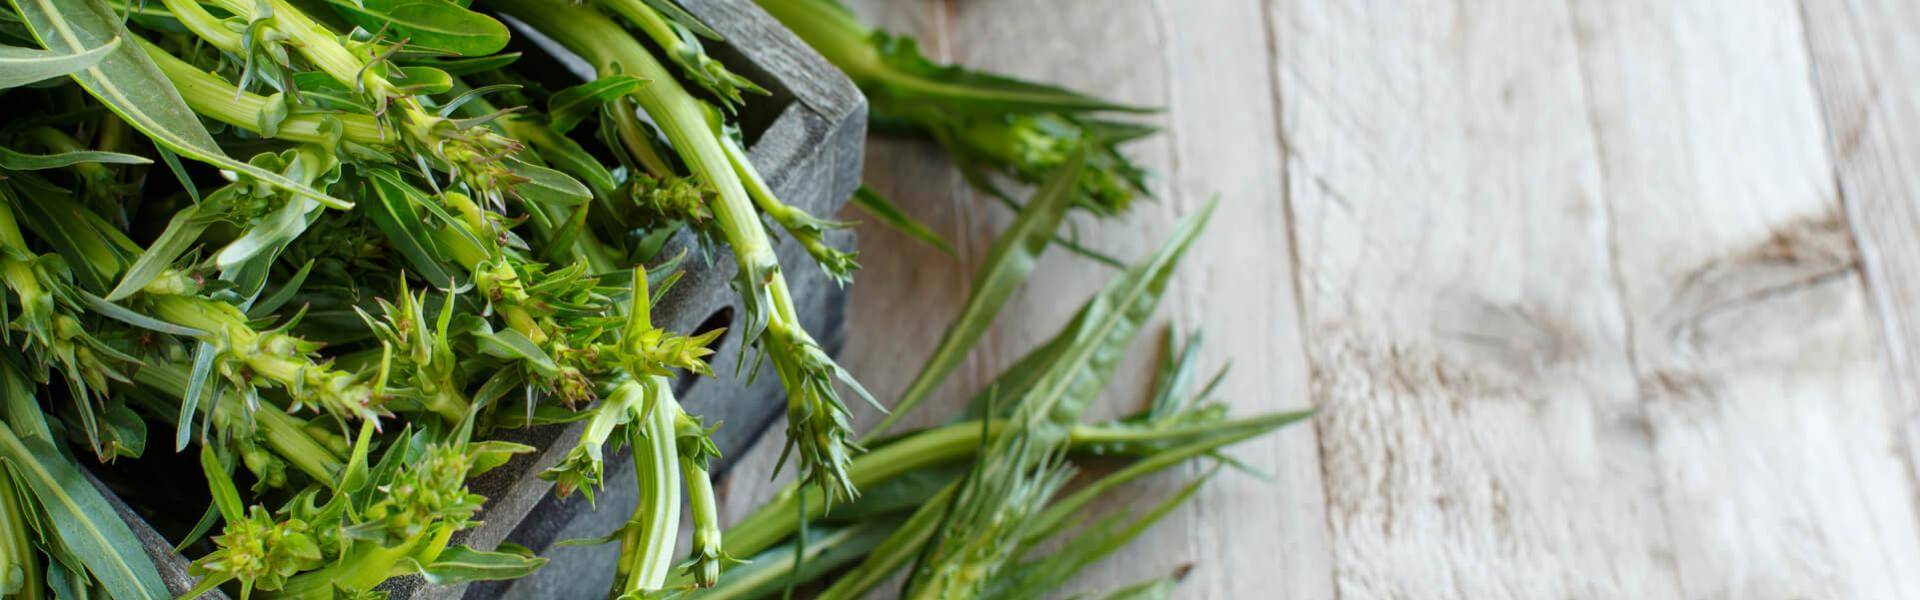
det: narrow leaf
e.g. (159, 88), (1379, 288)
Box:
(0, 409), (167, 598)
(75, 290), (205, 337)
(3, 1), (347, 207)
(105, 198), (218, 301)
(509, 161), (590, 207)
(0, 35), (115, 88)
(547, 75), (646, 133)
(866, 152), (1085, 440)
(319, 0), (511, 56)
(1003, 200), (1217, 441)
(196, 445), (244, 524)
(850, 185), (953, 256)
(0, 145), (147, 170)
(411, 546), (548, 584)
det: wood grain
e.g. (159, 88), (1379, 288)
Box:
(1801, 0), (1920, 568)
(1574, 0), (1920, 597)
(1275, 1), (1680, 597)
(710, 0), (1920, 598)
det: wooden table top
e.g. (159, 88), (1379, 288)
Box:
(719, 1), (1920, 597)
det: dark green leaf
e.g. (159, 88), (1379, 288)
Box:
(245, 258), (315, 319)
(398, 51), (520, 75)
(547, 75), (646, 134)
(509, 161), (590, 207)
(475, 329), (559, 376)
(638, 0), (719, 40)
(361, 168), (460, 288)
(197, 444), (244, 524)
(319, 0), (510, 56)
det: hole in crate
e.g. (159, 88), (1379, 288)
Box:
(674, 306), (735, 395)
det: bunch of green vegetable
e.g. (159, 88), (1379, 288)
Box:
(0, 0), (1304, 597)
(754, 0), (1157, 223)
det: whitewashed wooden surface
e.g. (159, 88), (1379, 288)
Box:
(715, 0), (1920, 598)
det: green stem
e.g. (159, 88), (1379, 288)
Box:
(493, 0), (868, 500)
(145, 292), (381, 421)
(607, 98), (676, 178)
(680, 410), (722, 587)
(814, 483), (956, 600)
(138, 37), (390, 146)
(721, 411), (1308, 559)
(0, 468), (41, 600)
(749, 0), (879, 85)
(611, 377), (680, 595)
(131, 352), (348, 485)
(154, 0), (242, 51)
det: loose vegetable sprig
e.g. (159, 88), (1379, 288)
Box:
(675, 203), (1313, 600)
(754, 0), (1156, 216)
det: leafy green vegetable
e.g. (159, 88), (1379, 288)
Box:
(755, 0), (1156, 215)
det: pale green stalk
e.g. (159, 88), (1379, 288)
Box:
(611, 377), (680, 595)
(489, 0), (873, 502)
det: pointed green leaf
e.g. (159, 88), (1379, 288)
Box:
(104, 197), (222, 301)
(0, 402), (167, 598)
(0, 35), (115, 88)
(866, 152), (1084, 440)
(409, 545), (548, 585)
(0, 145), (148, 170)
(75, 291), (206, 337)
(361, 168), (460, 288)
(509, 161), (590, 207)
(475, 329), (559, 376)
(1007, 200), (1216, 442)
(547, 75), (646, 133)
(196, 445), (244, 524)
(850, 185), (953, 256)
(2, 0), (348, 208)
(319, 0), (510, 56)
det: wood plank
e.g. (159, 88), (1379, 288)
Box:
(1098, 1), (1333, 598)
(1273, 1), (1682, 596)
(1801, 0), (1920, 559)
(1572, 0), (1920, 597)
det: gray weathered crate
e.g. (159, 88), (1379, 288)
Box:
(122, 0), (865, 597)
